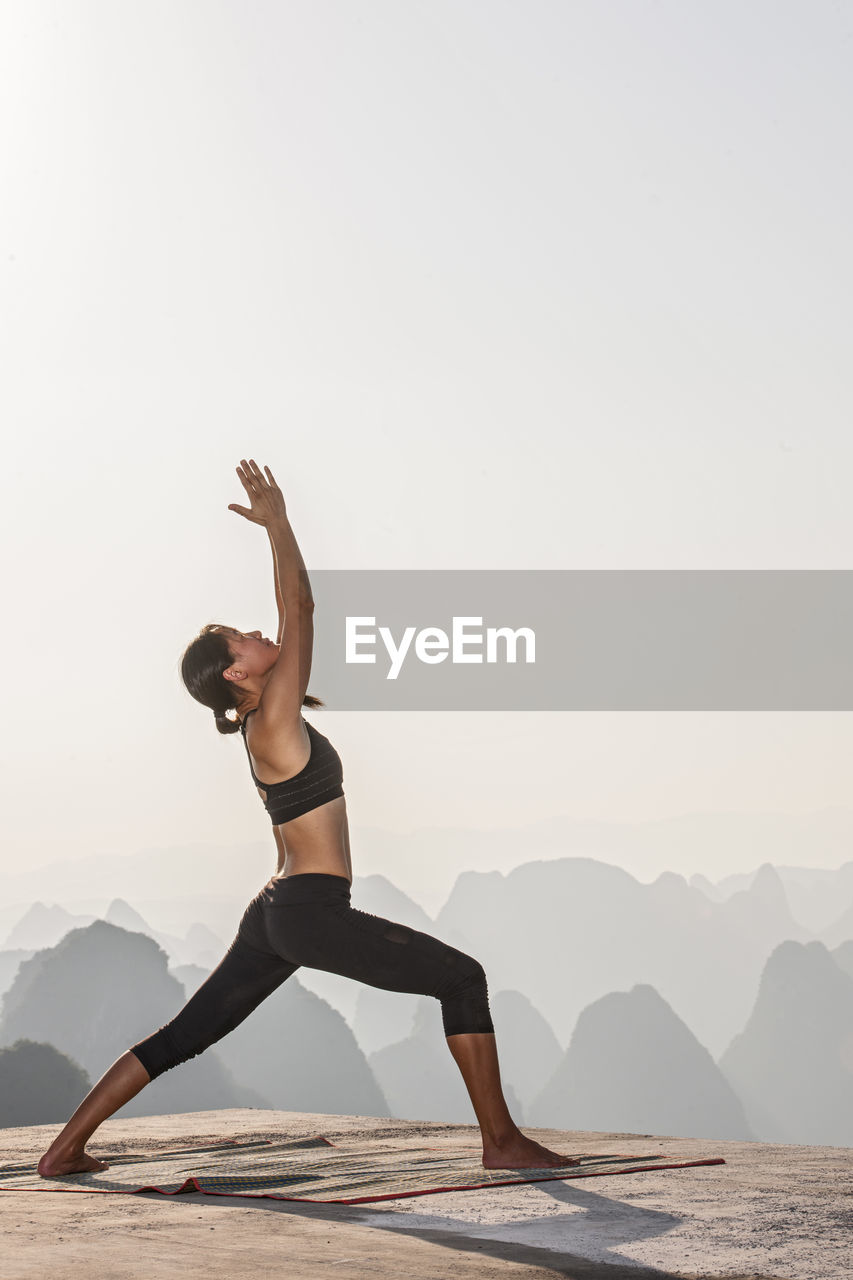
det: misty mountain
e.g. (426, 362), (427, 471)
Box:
(368, 994), (523, 1124)
(102, 898), (157, 935)
(0, 1039), (91, 1127)
(821, 899), (853, 950)
(4, 903), (99, 951)
(353, 874), (435, 931)
(718, 940), (853, 1146)
(832, 940), (853, 982)
(716, 861), (792, 931)
(435, 857), (811, 1056)
(183, 922), (228, 969)
(0, 949), (33, 1007)
(101, 900), (229, 967)
(352, 986), (420, 1055)
(787, 862), (853, 934)
(693, 861), (853, 938)
(0, 921), (267, 1118)
(688, 872), (718, 899)
(528, 983), (754, 1140)
(173, 962), (390, 1118)
(2, 898), (228, 970)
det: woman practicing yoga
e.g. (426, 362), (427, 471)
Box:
(38, 459), (579, 1177)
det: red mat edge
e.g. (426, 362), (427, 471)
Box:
(1, 1156), (726, 1203)
(332, 1157), (728, 1204)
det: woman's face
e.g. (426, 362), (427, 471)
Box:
(218, 626), (280, 681)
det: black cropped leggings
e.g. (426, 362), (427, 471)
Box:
(129, 873), (494, 1081)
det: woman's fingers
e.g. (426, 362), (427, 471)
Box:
(247, 458), (268, 487)
(238, 459), (267, 491)
(235, 459), (280, 511)
(237, 463), (260, 496)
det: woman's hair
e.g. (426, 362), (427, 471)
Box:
(180, 622), (324, 736)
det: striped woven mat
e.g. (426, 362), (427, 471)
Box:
(0, 1136), (725, 1204)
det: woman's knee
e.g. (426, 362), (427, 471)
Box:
(128, 1024), (208, 1081)
(436, 951), (495, 1036)
(436, 948), (488, 995)
(128, 1030), (177, 1081)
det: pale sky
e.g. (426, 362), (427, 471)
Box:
(2, 0), (852, 893)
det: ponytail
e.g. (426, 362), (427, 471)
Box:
(213, 707), (241, 736)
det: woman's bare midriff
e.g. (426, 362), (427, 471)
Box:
(246, 714), (352, 883)
(270, 795), (352, 882)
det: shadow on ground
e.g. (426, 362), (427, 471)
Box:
(139, 1179), (794, 1280)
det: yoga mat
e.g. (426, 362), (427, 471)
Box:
(1, 1135), (725, 1203)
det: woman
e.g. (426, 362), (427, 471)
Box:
(38, 459), (578, 1177)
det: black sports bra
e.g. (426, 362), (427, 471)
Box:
(240, 710), (345, 825)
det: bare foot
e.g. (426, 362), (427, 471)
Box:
(483, 1130), (581, 1170)
(37, 1149), (110, 1178)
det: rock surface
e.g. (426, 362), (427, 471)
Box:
(1, 1108), (850, 1279)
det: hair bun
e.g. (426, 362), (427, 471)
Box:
(212, 705), (241, 735)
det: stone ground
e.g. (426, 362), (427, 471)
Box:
(1, 1109), (850, 1280)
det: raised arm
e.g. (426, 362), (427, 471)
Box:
(229, 457), (313, 624)
(262, 517), (314, 721)
(268, 525), (286, 645)
(228, 459), (315, 724)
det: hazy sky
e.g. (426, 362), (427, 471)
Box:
(2, 1), (852, 891)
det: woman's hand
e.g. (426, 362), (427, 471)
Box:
(228, 459), (288, 526)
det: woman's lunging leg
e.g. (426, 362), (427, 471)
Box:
(37, 1051), (151, 1176)
(437, 953), (579, 1166)
(446, 1032), (580, 1168)
(38, 919), (297, 1178)
(268, 896), (579, 1169)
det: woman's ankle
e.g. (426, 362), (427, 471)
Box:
(482, 1123), (521, 1149)
(45, 1133), (86, 1158)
